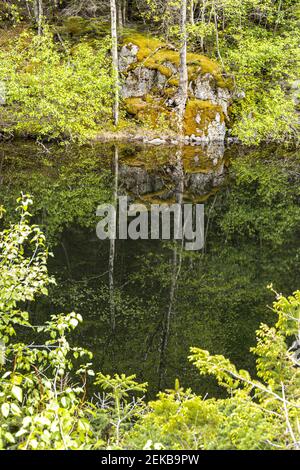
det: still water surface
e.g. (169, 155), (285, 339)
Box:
(1, 141), (300, 397)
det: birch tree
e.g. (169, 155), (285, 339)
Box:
(189, 0), (194, 24)
(177, 0), (188, 134)
(110, 0), (119, 126)
(33, 0), (43, 35)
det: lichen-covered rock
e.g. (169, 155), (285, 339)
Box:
(122, 67), (157, 98)
(120, 31), (233, 142)
(119, 43), (140, 72)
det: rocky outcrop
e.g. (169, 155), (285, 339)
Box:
(119, 32), (233, 143)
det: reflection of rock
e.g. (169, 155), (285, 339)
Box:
(120, 32), (233, 142)
(119, 144), (226, 202)
(186, 162), (226, 196)
(119, 165), (165, 196)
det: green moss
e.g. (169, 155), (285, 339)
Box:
(121, 31), (164, 61)
(184, 99), (224, 136)
(122, 30), (231, 88)
(124, 96), (171, 129)
(164, 87), (177, 97)
(59, 17), (110, 39)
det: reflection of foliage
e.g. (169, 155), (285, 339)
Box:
(0, 142), (112, 245)
(213, 149), (300, 245)
(2, 143), (300, 400)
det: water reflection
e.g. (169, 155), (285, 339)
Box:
(1, 140), (300, 397)
(119, 142), (226, 204)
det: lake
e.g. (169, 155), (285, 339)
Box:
(1, 140), (300, 398)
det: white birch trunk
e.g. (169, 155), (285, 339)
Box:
(110, 0), (120, 126)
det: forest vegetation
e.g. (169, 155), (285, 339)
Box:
(0, 0), (300, 452)
(0, 195), (299, 449)
(0, 0), (299, 144)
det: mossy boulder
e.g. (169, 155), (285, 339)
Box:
(184, 100), (225, 142)
(120, 31), (233, 142)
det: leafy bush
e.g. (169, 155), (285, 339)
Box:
(225, 30), (300, 145)
(0, 29), (113, 142)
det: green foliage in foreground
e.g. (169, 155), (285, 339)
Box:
(0, 197), (299, 450)
(0, 29), (113, 142)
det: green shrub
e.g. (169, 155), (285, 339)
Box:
(0, 29), (113, 142)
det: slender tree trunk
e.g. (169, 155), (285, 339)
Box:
(109, 146), (119, 331)
(200, 0), (207, 51)
(213, 7), (224, 68)
(25, 0), (32, 19)
(177, 0), (188, 135)
(274, 0), (283, 32)
(123, 0), (127, 25)
(110, 0), (120, 126)
(117, 0), (123, 28)
(33, 0), (43, 35)
(190, 0), (195, 24)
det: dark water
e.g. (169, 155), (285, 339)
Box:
(1, 140), (300, 397)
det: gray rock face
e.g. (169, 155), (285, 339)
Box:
(193, 75), (231, 117)
(119, 44), (140, 72)
(121, 67), (157, 99)
(193, 75), (216, 101)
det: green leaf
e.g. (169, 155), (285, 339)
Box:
(11, 385), (23, 403)
(1, 403), (10, 418)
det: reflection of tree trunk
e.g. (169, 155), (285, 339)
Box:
(158, 151), (184, 390)
(61, 240), (72, 277)
(109, 146), (119, 331)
